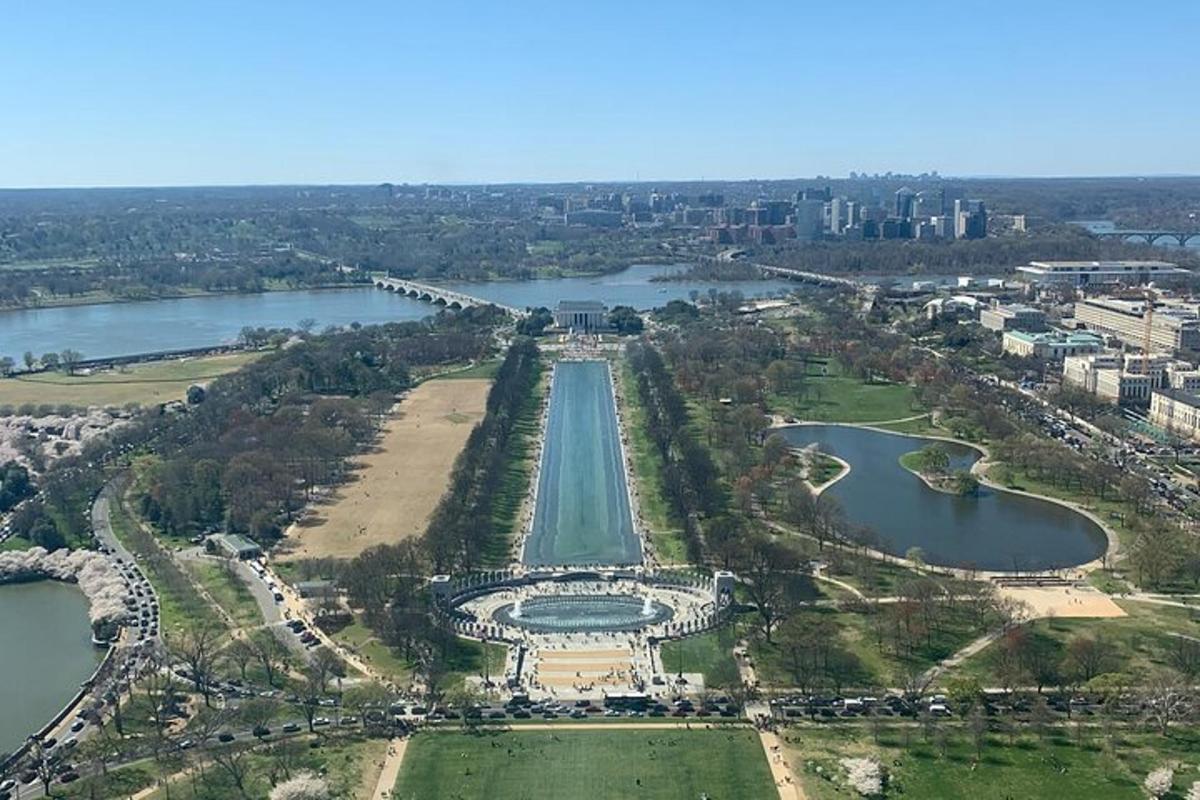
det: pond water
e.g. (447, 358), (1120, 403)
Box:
(523, 361), (640, 567)
(0, 264), (795, 361)
(0, 580), (102, 756)
(777, 424), (1109, 571)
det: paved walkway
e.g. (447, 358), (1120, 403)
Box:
(760, 730), (807, 800)
(370, 737), (410, 800)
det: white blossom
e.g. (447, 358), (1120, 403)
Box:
(269, 772), (331, 800)
(841, 757), (883, 797)
(1186, 780), (1200, 800)
(0, 547), (130, 628)
(1144, 766), (1174, 798)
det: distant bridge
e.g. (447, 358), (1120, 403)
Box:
(374, 277), (526, 317)
(697, 255), (863, 289)
(1091, 229), (1200, 247)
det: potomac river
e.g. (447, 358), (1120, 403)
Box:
(0, 264), (795, 361)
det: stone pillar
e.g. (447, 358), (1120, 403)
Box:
(713, 570), (735, 607)
(431, 575), (453, 606)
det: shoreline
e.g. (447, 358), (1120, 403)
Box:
(774, 420), (1120, 578)
(0, 280), (371, 316)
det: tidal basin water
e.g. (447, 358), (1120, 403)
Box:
(0, 581), (102, 756)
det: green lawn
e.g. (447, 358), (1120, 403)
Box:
(770, 362), (922, 424)
(659, 625), (741, 688)
(818, 551), (933, 598)
(784, 723), (1200, 800)
(331, 618), (505, 691)
(393, 729), (778, 800)
(185, 559), (265, 628)
(872, 414), (943, 436)
(484, 358), (544, 567)
(0, 535), (32, 552)
(0, 352), (260, 409)
(751, 604), (987, 690)
(77, 734), (387, 800)
(331, 617), (415, 683)
(955, 599), (1200, 686)
(619, 359), (688, 564)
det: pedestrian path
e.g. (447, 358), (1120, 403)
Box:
(370, 737), (410, 800)
(759, 730), (807, 800)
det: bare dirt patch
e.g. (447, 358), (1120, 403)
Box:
(277, 378), (490, 562)
(1000, 585), (1127, 619)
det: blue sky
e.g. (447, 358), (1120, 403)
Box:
(3, 0), (1198, 187)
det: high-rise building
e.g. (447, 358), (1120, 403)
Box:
(829, 198), (844, 234)
(913, 189), (944, 219)
(894, 187), (916, 220)
(794, 199), (824, 240)
(933, 215), (956, 239)
(963, 199), (987, 239)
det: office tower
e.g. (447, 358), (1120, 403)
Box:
(894, 187), (916, 220)
(794, 199), (824, 240)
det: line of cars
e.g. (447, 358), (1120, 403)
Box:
(109, 554), (159, 642)
(457, 695), (742, 721)
(773, 692), (1116, 721)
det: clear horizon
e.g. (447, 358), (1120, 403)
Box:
(4, 0), (1198, 188)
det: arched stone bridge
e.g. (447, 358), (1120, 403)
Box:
(374, 277), (526, 317)
(1092, 230), (1200, 247)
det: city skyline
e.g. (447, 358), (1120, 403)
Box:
(3, 0), (1200, 188)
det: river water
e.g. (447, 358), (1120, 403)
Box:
(0, 264), (794, 361)
(0, 581), (101, 756)
(778, 425), (1108, 571)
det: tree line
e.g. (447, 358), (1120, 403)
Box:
(137, 312), (497, 544)
(627, 340), (722, 562)
(423, 338), (540, 572)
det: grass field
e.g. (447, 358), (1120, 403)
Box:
(482, 358), (545, 567)
(278, 378), (490, 562)
(955, 599), (1200, 686)
(619, 359), (687, 563)
(771, 361), (921, 423)
(659, 625), (741, 688)
(185, 558), (265, 628)
(749, 602), (985, 689)
(66, 734), (388, 800)
(393, 729), (778, 800)
(0, 352), (260, 408)
(330, 617), (506, 688)
(783, 723), (1200, 799)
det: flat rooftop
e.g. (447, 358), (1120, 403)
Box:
(1005, 330), (1104, 345)
(1021, 260), (1184, 273)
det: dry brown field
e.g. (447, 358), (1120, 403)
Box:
(277, 378), (490, 561)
